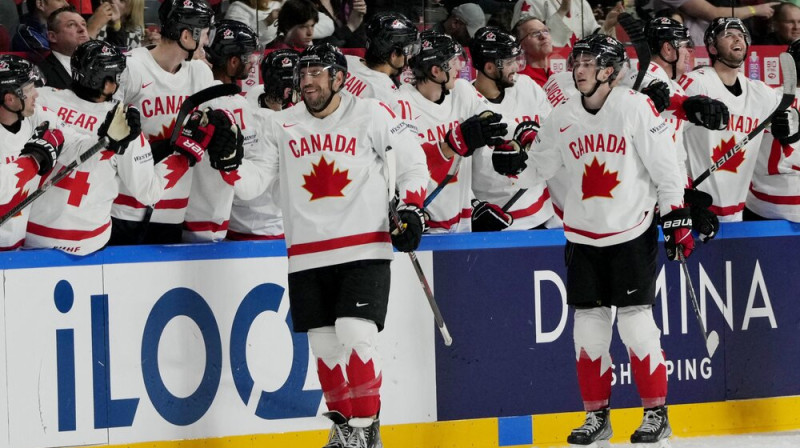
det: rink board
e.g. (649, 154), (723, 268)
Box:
(1, 221), (799, 448)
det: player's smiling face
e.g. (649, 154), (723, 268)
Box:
(714, 30), (747, 64)
(299, 65), (334, 110)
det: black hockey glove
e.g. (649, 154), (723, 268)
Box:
(771, 108), (800, 145)
(98, 104), (140, 155)
(684, 188), (718, 242)
(390, 204), (427, 252)
(492, 140), (528, 176)
(206, 109), (244, 172)
(471, 199), (513, 232)
(21, 122), (64, 175)
(445, 111), (507, 157)
(174, 109), (213, 166)
(513, 120), (540, 148)
(661, 207), (695, 261)
(641, 80), (671, 114)
(683, 95), (729, 130)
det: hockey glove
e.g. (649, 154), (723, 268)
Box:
(390, 204), (427, 252)
(641, 81), (671, 114)
(21, 122), (64, 175)
(513, 120), (540, 148)
(174, 109), (214, 166)
(445, 111), (507, 157)
(683, 95), (729, 130)
(205, 109), (244, 172)
(98, 104), (140, 155)
(661, 207), (695, 260)
(684, 188), (718, 242)
(492, 140), (528, 176)
(471, 199), (513, 232)
(771, 108), (800, 145)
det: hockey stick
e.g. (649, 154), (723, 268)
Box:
(0, 136), (110, 227)
(678, 251), (720, 358)
(693, 53), (797, 187)
(386, 149), (453, 346)
(169, 83), (242, 145)
(424, 154), (461, 208)
(502, 188), (527, 213)
(618, 12), (650, 91)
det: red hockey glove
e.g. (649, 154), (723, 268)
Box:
(471, 199), (513, 232)
(683, 96), (729, 130)
(21, 121), (64, 175)
(513, 120), (540, 148)
(641, 80), (671, 114)
(390, 204), (427, 252)
(445, 111), (507, 157)
(205, 109), (244, 172)
(98, 104), (141, 155)
(492, 140), (528, 176)
(661, 207), (694, 260)
(174, 109), (214, 166)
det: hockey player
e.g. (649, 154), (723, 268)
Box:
(746, 38), (800, 221)
(227, 49), (299, 241)
(111, 0), (222, 245)
(259, 44), (428, 448)
(0, 54), (134, 251)
(470, 26), (557, 230)
(342, 11), (420, 103)
(678, 17), (782, 222)
(399, 30), (508, 233)
(26, 40), (177, 255)
(494, 34), (692, 447)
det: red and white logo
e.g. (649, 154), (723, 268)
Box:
(391, 19), (404, 29)
(183, 0), (193, 7)
(223, 29), (234, 39)
(485, 32), (496, 42)
(0, 61), (8, 71)
(281, 57), (292, 67)
(100, 45), (113, 56)
(422, 40), (432, 49)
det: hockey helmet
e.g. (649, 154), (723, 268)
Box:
(704, 17), (750, 59)
(260, 49), (300, 107)
(294, 43), (348, 89)
(471, 26), (525, 73)
(71, 40), (126, 91)
(205, 20), (263, 68)
(568, 34), (628, 82)
(158, 0), (214, 42)
(365, 12), (421, 62)
(646, 17), (692, 54)
(0, 54), (45, 101)
(409, 30), (465, 79)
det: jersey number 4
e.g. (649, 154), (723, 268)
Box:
(55, 171), (91, 207)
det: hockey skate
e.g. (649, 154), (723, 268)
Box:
(322, 411), (354, 448)
(567, 407), (612, 448)
(347, 417), (383, 448)
(630, 405), (672, 447)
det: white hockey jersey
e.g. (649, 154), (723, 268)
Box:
(397, 79), (490, 233)
(679, 67), (780, 221)
(519, 87), (684, 246)
(0, 105), (93, 249)
(25, 88), (170, 255)
(746, 97), (800, 221)
(541, 71), (579, 221)
(473, 75), (555, 230)
(114, 46), (214, 224)
(258, 94), (427, 273)
(343, 55), (400, 104)
(183, 85), (275, 242)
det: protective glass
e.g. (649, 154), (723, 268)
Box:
(444, 53), (467, 72)
(401, 40), (421, 57)
(500, 53), (527, 71)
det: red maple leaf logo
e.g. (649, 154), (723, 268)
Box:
(219, 169), (240, 186)
(582, 157), (621, 200)
(148, 118), (178, 144)
(163, 154), (189, 189)
(521, 2), (531, 12)
(711, 136), (745, 173)
(422, 141), (458, 185)
(302, 156), (351, 200)
(0, 162), (35, 218)
(402, 187), (426, 208)
(99, 150), (115, 161)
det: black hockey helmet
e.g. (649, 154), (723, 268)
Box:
(71, 40), (126, 91)
(260, 49), (299, 107)
(568, 34), (627, 81)
(294, 43), (348, 89)
(704, 17), (751, 60)
(471, 26), (524, 73)
(158, 0), (214, 42)
(646, 17), (692, 54)
(365, 12), (420, 63)
(205, 20), (262, 68)
(409, 30), (464, 80)
(0, 54), (45, 101)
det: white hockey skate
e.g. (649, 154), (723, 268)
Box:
(347, 417), (383, 448)
(322, 411), (354, 448)
(567, 407), (613, 448)
(630, 405), (672, 448)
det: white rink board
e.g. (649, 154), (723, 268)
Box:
(0, 272), (8, 448)
(1, 253), (436, 448)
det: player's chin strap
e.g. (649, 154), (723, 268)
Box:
(178, 32), (202, 61)
(712, 44), (747, 70)
(575, 70), (609, 98)
(661, 45), (679, 80)
(2, 91), (26, 121)
(478, 60), (511, 100)
(305, 68), (345, 114)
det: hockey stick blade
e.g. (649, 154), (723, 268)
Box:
(169, 83), (241, 145)
(0, 137), (110, 227)
(693, 53), (797, 187)
(618, 12), (650, 90)
(679, 251), (718, 358)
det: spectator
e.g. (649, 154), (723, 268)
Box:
(513, 15), (553, 86)
(511, 0), (623, 47)
(97, 0), (147, 49)
(310, 0), (367, 47)
(39, 6), (90, 89)
(225, 0), (281, 47)
(433, 3), (487, 46)
(12, 0), (69, 56)
(86, 0), (121, 38)
(756, 1), (800, 45)
(0, 0), (20, 35)
(269, 0), (317, 50)
(652, 0), (780, 47)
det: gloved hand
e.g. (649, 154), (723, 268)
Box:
(683, 95), (729, 130)
(661, 207), (695, 260)
(205, 109), (244, 172)
(771, 108), (800, 145)
(492, 140), (528, 176)
(21, 122), (64, 175)
(684, 188), (718, 242)
(445, 111), (507, 157)
(98, 104), (140, 155)
(174, 108), (214, 166)
(390, 204), (427, 252)
(471, 198), (513, 232)
(642, 80), (670, 113)
(513, 120), (540, 148)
